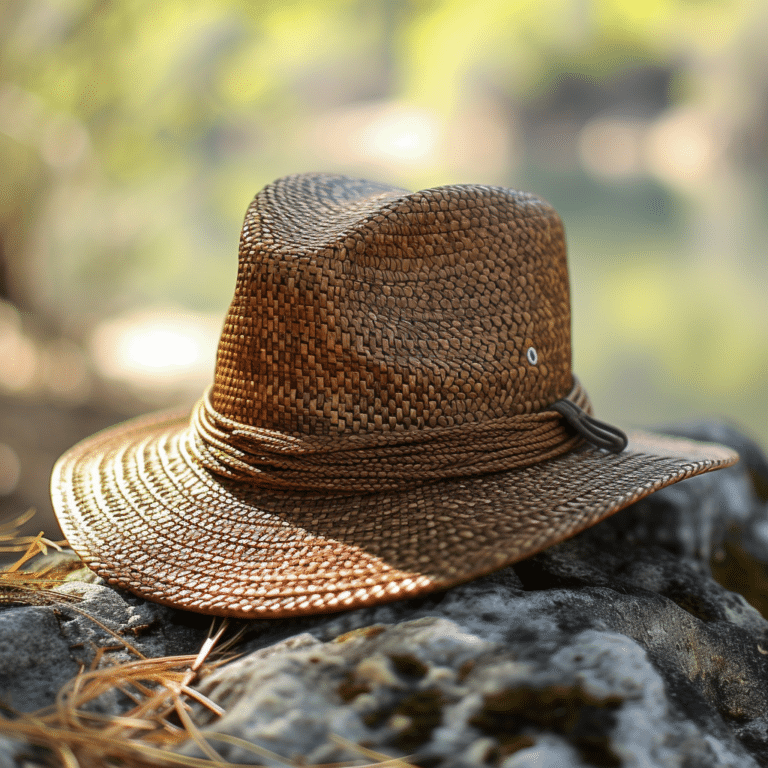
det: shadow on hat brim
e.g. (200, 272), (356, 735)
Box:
(51, 408), (737, 618)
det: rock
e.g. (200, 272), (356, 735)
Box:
(0, 558), (213, 712)
(1, 420), (767, 767)
(182, 616), (758, 767)
(0, 735), (27, 768)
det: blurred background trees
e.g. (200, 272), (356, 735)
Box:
(0, 0), (766, 536)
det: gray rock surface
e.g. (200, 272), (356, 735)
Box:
(183, 617), (758, 767)
(0, 571), (213, 713)
(0, 736), (26, 768)
(1, 421), (767, 766)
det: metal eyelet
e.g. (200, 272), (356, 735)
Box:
(526, 346), (538, 366)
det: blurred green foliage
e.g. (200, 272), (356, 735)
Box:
(0, 0), (766, 441)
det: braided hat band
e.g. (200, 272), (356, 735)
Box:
(190, 377), (625, 492)
(51, 174), (737, 618)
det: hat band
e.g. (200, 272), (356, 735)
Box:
(186, 379), (612, 493)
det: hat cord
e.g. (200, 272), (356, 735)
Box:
(550, 399), (628, 453)
(186, 378), (625, 493)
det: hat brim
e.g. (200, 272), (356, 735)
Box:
(51, 407), (737, 618)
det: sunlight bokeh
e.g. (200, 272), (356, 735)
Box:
(89, 307), (220, 405)
(0, 0), (765, 450)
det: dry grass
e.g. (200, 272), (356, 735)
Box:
(0, 515), (419, 768)
(0, 510), (81, 606)
(0, 509), (60, 554)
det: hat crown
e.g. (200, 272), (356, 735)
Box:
(211, 173), (573, 436)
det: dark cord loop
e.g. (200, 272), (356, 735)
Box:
(550, 398), (628, 453)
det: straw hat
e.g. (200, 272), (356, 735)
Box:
(51, 173), (737, 618)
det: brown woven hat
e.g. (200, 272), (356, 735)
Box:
(51, 173), (737, 618)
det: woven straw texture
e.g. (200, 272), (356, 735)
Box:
(51, 173), (737, 618)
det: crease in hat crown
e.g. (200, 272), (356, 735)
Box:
(50, 172), (739, 619)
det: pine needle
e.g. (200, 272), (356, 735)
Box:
(0, 512), (82, 606)
(0, 522), (413, 768)
(0, 510), (64, 554)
